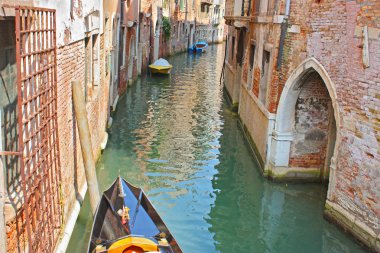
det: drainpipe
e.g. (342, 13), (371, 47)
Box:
(276, 0), (290, 70)
(0, 110), (7, 253)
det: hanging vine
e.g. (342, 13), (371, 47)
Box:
(162, 16), (171, 39)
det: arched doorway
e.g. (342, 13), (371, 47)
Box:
(269, 58), (340, 187)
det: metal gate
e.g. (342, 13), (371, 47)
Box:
(15, 6), (62, 252)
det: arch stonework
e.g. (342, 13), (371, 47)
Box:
(269, 58), (340, 194)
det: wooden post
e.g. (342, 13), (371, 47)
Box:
(72, 81), (100, 215)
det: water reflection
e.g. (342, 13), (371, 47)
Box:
(67, 45), (366, 253)
(207, 105), (364, 253)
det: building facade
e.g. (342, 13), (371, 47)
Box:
(195, 0), (225, 44)
(0, 0), (109, 252)
(0, 0), (225, 252)
(223, 0), (380, 251)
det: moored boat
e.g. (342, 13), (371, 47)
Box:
(149, 58), (173, 74)
(188, 41), (208, 53)
(88, 177), (182, 253)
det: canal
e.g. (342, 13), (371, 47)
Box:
(67, 44), (366, 253)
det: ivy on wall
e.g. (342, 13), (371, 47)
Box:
(162, 16), (171, 39)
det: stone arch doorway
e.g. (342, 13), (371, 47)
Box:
(269, 58), (340, 187)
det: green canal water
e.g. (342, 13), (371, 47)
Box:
(67, 44), (366, 253)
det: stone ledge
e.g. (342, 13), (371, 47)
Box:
(267, 162), (321, 182)
(324, 200), (380, 253)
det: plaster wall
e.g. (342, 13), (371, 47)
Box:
(0, 0), (103, 46)
(224, 63), (238, 105)
(239, 85), (274, 170)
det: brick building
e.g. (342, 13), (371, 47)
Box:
(0, 0), (109, 252)
(159, 0), (225, 56)
(223, 0), (380, 251)
(195, 0), (225, 45)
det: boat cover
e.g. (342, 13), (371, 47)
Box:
(151, 58), (171, 67)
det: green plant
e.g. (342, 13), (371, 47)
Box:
(162, 16), (171, 39)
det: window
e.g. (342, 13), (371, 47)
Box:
(84, 33), (100, 99)
(92, 34), (100, 86)
(122, 27), (127, 66)
(254, 0), (260, 14)
(249, 44), (255, 68)
(229, 36), (235, 62)
(236, 30), (245, 66)
(178, 22), (180, 39)
(85, 36), (93, 90)
(259, 50), (270, 104)
(247, 43), (256, 89)
(105, 18), (109, 75)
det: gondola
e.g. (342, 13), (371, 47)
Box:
(88, 177), (182, 253)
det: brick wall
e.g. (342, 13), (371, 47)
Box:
(257, 0), (380, 244)
(5, 34), (109, 253)
(233, 0), (380, 247)
(56, 34), (108, 233)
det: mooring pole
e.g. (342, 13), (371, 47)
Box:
(72, 81), (100, 215)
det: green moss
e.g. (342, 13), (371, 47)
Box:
(268, 168), (321, 182)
